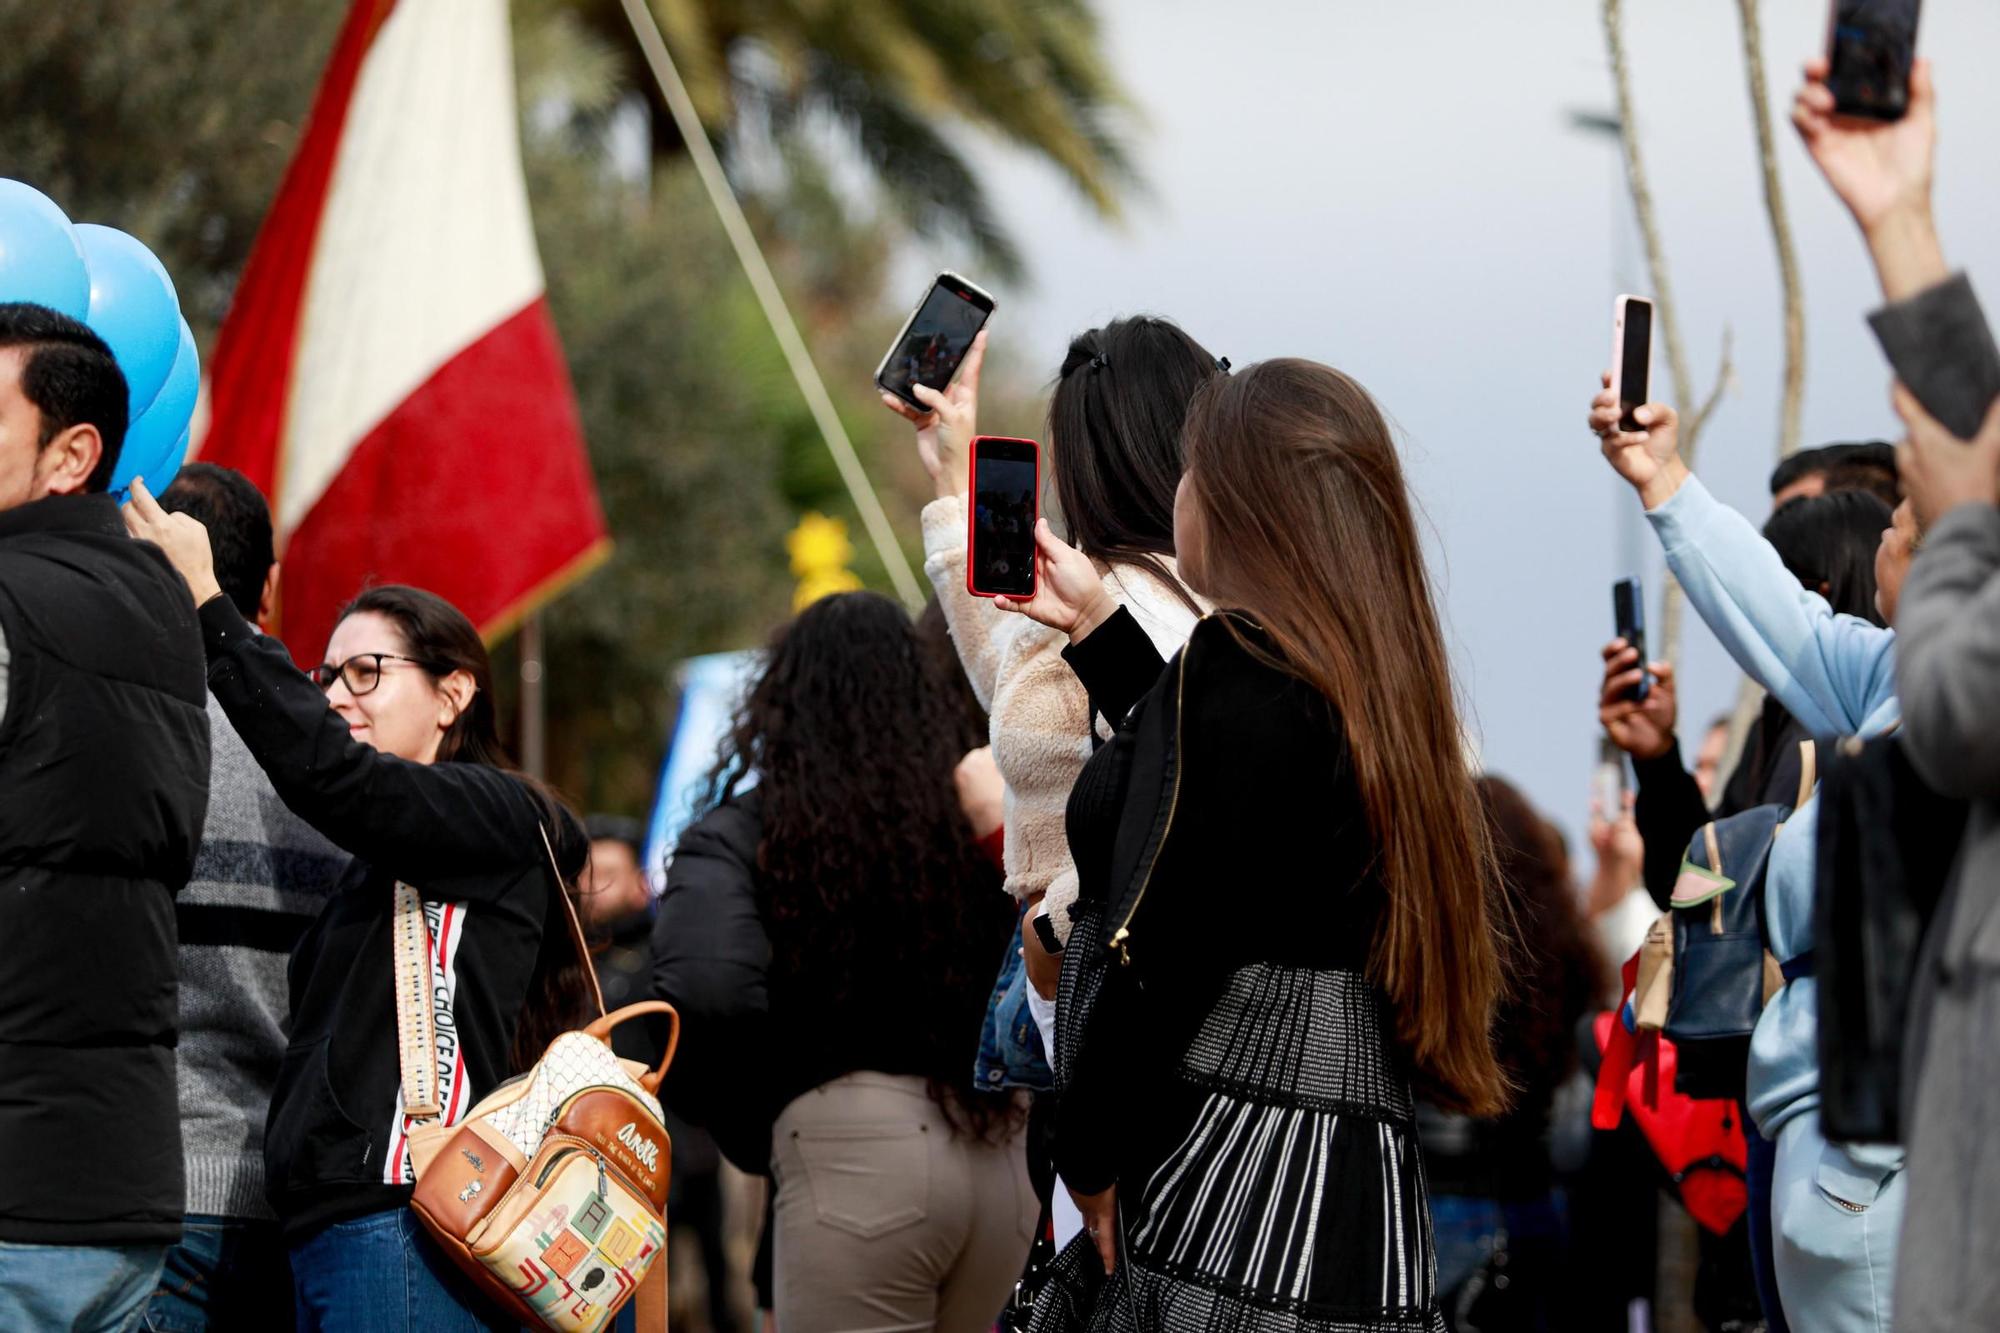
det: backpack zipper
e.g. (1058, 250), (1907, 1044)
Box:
(1109, 641), (1191, 966)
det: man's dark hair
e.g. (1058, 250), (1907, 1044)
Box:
(0, 302), (130, 494)
(1769, 441), (1900, 508)
(158, 464), (275, 619)
(584, 814), (645, 858)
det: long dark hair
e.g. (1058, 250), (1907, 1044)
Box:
(1476, 776), (1606, 1110)
(1181, 359), (1510, 1115)
(337, 586), (594, 1073)
(1763, 489), (1892, 627)
(708, 592), (1012, 1134)
(1049, 316), (1222, 614)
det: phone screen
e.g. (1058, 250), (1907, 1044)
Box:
(1619, 301), (1652, 432)
(970, 442), (1037, 598)
(1828, 0), (1921, 120)
(1613, 577), (1651, 702)
(877, 278), (992, 406)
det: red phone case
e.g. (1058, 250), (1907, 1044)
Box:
(965, 436), (1040, 600)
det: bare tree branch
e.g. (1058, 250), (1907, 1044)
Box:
(1602, 0), (1695, 416)
(1603, 0), (1734, 664)
(1737, 0), (1807, 458)
(1685, 326), (1736, 444)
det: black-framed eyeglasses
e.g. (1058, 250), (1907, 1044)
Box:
(311, 653), (437, 697)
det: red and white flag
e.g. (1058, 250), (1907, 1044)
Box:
(198, 0), (607, 661)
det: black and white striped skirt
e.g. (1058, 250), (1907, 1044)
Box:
(1033, 962), (1444, 1333)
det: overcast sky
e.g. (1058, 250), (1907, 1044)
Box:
(908, 0), (2000, 848)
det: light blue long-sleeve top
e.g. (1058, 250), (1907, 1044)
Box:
(1646, 476), (1901, 1146)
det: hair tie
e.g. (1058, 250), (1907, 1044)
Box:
(1216, 356), (1231, 373)
(1088, 353), (1110, 372)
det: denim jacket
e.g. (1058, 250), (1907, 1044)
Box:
(975, 902), (1054, 1091)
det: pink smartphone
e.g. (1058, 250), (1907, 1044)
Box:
(1609, 295), (1653, 433)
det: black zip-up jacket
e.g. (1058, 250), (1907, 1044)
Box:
(649, 794), (1010, 1176)
(1632, 694), (1809, 909)
(0, 495), (210, 1245)
(197, 596), (584, 1241)
(1053, 609), (1388, 1196)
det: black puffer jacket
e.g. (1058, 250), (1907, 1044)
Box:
(0, 494), (211, 1245)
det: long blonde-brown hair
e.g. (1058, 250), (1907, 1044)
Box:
(1182, 358), (1509, 1115)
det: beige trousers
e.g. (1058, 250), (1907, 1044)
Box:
(770, 1072), (1036, 1333)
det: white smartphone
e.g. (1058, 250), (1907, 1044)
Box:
(1609, 295), (1654, 433)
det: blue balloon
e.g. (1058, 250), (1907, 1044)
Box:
(113, 318), (198, 496)
(0, 179), (91, 319)
(76, 223), (181, 418)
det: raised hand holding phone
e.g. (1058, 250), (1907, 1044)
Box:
(882, 328), (987, 501)
(1792, 50), (1942, 305)
(1589, 371), (1687, 509)
(1599, 638), (1678, 761)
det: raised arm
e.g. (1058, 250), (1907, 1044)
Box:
(891, 331), (1014, 707)
(199, 596), (555, 885)
(1587, 386), (1895, 737)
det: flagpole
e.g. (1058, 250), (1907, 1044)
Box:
(616, 0), (926, 612)
(521, 611), (547, 780)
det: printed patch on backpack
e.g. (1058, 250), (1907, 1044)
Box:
(1671, 860), (1735, 908)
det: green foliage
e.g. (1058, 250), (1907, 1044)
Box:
(567, 0), (1141, 279)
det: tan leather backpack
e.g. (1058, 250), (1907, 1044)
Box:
(393, 829), (678, 1332)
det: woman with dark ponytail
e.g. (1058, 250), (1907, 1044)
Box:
(123, 488), (591, 1332)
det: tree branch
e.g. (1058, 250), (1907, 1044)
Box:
(1737, 0), (1806, 459)
(1603, 0), (1694, 414)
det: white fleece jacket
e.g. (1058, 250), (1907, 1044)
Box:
(922, 495), (1204, 942)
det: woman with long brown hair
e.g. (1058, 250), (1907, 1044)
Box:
(997, 359), (1506, 1330)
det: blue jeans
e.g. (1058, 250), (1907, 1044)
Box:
(144, 1214), (291, 1331)
(1430, 1193), (1564, 1327)
(974, 904), (1052, 1092)
(288, 1208), (512, 1333)
(0, 1240), (167, 1333)
(1769, 1109), (1904, 1332)
(1744, 1122), (1792, 1333)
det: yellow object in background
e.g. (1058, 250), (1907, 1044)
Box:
(787, 512), (863, 610)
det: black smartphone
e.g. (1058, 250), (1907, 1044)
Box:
(1611, 295), (1653, 433)
(1613, 577), (1652, 703)
(1826, 0), (1922, 122)
(874, 271), (996, 410)
(966, 436), (1039, 600)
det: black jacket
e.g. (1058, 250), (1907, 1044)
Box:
(0, 494), (211, 1244)
(197, 597), (585, 1241)
(1053, 609), (1387, 1195)
(1632, 695), (1809, 909)
(649, 794), (1009, 1176)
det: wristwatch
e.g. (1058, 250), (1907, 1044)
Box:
(1031, 906), (1064, 956)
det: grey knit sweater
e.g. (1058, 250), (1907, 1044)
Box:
(176, 692), (348, 1219)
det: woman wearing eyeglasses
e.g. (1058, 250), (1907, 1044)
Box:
(123, 484), (593, 1333)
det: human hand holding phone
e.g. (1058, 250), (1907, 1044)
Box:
(1586, 789), (1645, 919)
(1589, 372), (1687, 509)
(1893, 382), (2000, 526)
(992, 520), (1114, 642)
(1792, 56), (1943, 300)
(882, 328), (987, 501)
(1599, 639), (1678, 761)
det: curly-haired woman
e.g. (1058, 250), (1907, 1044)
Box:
(650, 591), (1031, 1332)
